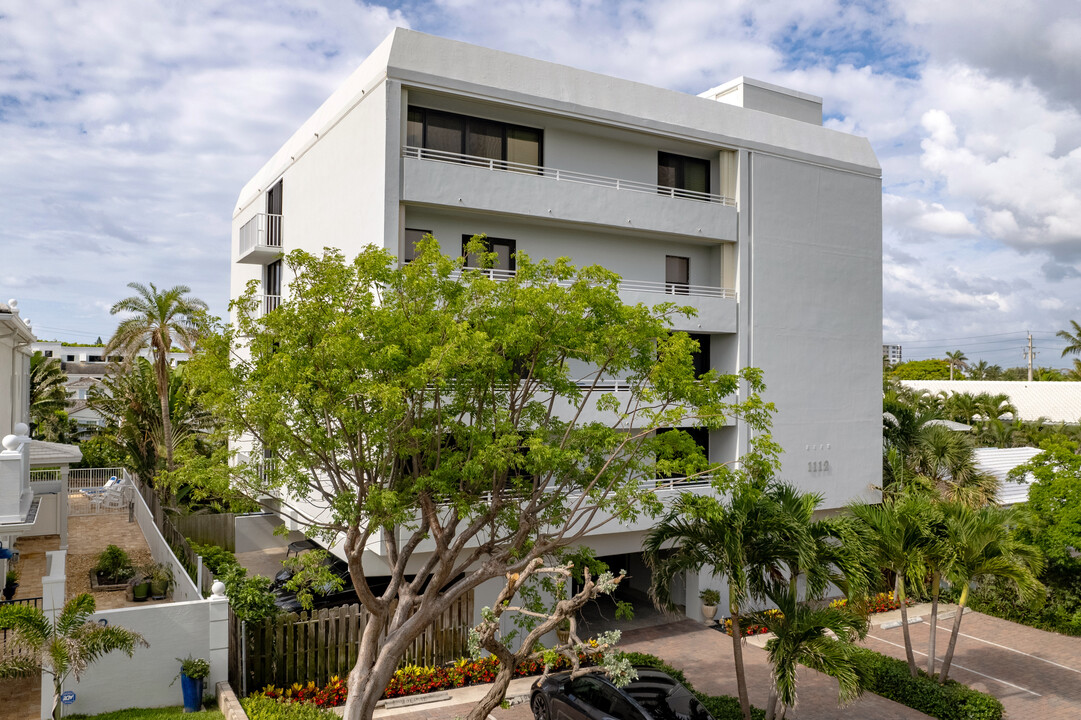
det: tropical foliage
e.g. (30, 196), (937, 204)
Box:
(105, 281), (206, 470)
(0, 593), (147, 720)
(29, 350), (72, 441)
(181, 240), (773, 720)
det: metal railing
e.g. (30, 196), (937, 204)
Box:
(403, 146), (736, 206)
(239, 213), (284, 255)
(450, 267), (735, 299)
(254, 294), (281, 316)
(67, 467), (129, 491)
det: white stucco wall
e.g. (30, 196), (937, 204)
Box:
(745, 153), (882, 509)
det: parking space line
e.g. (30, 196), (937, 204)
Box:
(934, 626), (1081, 675)
(866, 634), (1042, 697)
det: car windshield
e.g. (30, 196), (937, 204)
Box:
(623, 670), (712, 720)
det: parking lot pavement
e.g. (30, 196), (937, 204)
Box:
(865, 610), (1081, 720)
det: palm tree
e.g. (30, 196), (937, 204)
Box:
(0, 593), (147, 720)
(644, 481), (809, 720)
(945, 350), (968, 380)
(848, 494), (934, 677)
(912, 424), (997, 507)
(938, 505), (1043, 684)
(1066, 359), (1081, 381)
(29, 351), (70, 440)
(747, 583), (870, 719)
(105, 282), (206, 470)
(985, 364), (1004, 380)
(968, 360), (989, 380)
(1057, 320), (1081, 357)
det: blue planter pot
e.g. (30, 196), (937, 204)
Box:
(180, 674), (204, 713)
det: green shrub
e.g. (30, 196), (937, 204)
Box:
(94, 544), (134, 582)
(190, 542), (242, 577)
(241, 695), (334, 720)
(850, 647), (1003, 720)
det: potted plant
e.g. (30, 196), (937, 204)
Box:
(3, 567), (19, 601)
(147, 562), (175, 600)
(130, 570), (151, 602)
(92, 544), (134, 589)
(172, 655), (211, 713)
(699, 588), (720, 623)
(556, 618), (571, 645)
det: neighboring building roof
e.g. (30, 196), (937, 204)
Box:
(29, 440), (83, 467)
(925, 418), (973, 432)
(902, 380), (1081, 425)
(973, 446), (1043, 506)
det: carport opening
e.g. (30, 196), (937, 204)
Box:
(574, 551), (683, 635)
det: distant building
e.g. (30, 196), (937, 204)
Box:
(30, 341), (190, 430)
(883, 343), (902, 366)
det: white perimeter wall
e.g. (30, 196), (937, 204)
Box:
(62, 597), (229, 716)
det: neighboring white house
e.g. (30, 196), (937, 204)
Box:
(883, 344), (902, 366)
(902, 380), (1081, 425)
(30, 341), (191, 430)
(229, 29), (883, 614)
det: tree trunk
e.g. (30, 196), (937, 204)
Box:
(927, 572), (940, 677)
(729, 589), (752, 720)
(897, 576), (917, 677)
(155, 355), (174, 471)
(467, 656), (517, 720)
(938, 585), (968, 685)
(765, 687), (778, 720)
(52, 680), (61, 720)
(341, 609), (394, 720)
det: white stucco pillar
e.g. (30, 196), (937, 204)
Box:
(207, 581), (230, 691)
(59, 466), (69, 550)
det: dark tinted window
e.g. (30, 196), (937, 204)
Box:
(463, 235), (516, 272)
(658, 152), (710, 196)
(403, 228), (431, 263)
(624, 670), (712, 720)
(409, 106), (542, 168)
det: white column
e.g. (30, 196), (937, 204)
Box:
(41, 550), (66, 720)
(207, 582), (230, 691)
(59, 466), (69, 550)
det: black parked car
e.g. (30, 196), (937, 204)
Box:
(531, 667), (714, 720)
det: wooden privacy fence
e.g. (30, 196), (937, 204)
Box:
(229, 590), (475, 695)
(176, 512), (237, 552)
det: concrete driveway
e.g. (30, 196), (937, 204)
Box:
(866, 609), (1081, 720)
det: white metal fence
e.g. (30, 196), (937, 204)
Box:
(239, 213), (284, 255)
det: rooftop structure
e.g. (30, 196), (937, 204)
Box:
(902, 380), (1081, 424)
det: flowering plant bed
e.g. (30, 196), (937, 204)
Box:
(255, 650), (605, 708)
(721, 593), (913, 636)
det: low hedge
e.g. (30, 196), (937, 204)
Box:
(241, 695), (334, 719)
(851, 647), (1003, 720)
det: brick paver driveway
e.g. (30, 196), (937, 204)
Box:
(865, 610), (1081, 720)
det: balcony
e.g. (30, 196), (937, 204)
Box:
(237, 213), (283, 264)
(401, 147), (737, 241)
(448, 268), (737, 333)
(254, 294), (281, 316)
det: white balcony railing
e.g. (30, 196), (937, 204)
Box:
(403, 146), (736, 206)
(255, 294), (281, 316)
(239, 213), (283, 256)
(449, 267), (735, 299)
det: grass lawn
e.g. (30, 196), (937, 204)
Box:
(66, 703), (223, 720)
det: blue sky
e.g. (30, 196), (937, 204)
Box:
(2, 0), (1079, 368)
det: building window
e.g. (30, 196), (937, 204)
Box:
(43, 350), (53, 358)
(655, 427), (710, 481)
(403, 228), (432, 263)
(463, 235), (516, 273)
(666, 255), (689, 294)
(658, 151), (710, 197)
(688, 333), (711, 377)
(409, 106), (542, 169)
(265, 259), (282, 313)
(66, 355), (75, 362)
(88, 355), (103, 363)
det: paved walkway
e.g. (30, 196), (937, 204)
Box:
(866, 609), (1081, 720)
(361, 620), (931, 720)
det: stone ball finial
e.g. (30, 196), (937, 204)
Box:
(2, 435), (18, 451)
(211, 580), (226, 598)
(7, 299), (18, 312)
(13, 422), (29, 437)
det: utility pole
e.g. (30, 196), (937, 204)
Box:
(1025, 332), (1035, 381)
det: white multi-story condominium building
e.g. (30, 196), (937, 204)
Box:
(230, 30), (882, 613)
(883, 343), (903, 366)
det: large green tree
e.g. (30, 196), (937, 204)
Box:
(105, 282), (206, 470)
(183, 241), (772, 720)
(890, 358), (952, 380)
(0, 593), (146, 720)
